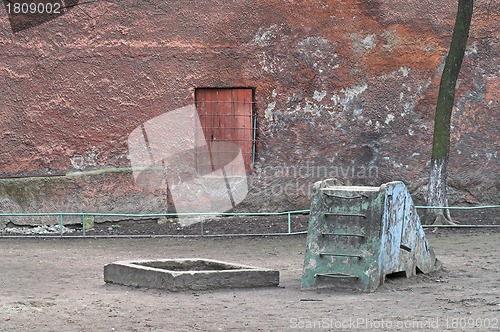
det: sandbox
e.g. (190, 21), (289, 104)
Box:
(104, 258), (280, 291)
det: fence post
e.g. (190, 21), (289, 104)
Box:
(82, 214), (85, 237)
(59, 214), (63, 236)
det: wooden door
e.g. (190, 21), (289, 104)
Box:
(195, 88), (254, 174)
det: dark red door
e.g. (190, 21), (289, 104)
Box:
(195, 88), (254, 174)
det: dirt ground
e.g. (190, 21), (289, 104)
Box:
(0, 228), (499, 332)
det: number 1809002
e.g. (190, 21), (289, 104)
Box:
(5, 2), (62, 14)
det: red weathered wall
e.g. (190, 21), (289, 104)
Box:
(0, 0), (498, 218)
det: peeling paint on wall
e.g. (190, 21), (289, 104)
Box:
(313, 90), (327, 102)
(69, 148), (101, 170)
(340, 84), (368, 111)
(250, 24), (281, 47)
(264, 101), (276, 121)
(385, 114), (395, 125)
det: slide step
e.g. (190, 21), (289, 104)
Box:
(316, 273), (358, 279)
(319, 252), (363, 259)
(324, 213), (366, 218)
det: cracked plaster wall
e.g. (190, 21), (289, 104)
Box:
(0, 0), (498, 216)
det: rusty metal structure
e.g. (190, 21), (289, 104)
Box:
(301, 180), (441, 292)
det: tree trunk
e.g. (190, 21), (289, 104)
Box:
(426, 0), (474, 225)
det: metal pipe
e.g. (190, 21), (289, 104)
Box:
(1, 205), (498, 219)
(415, 205), (500, 210)
(0, 231), (309, 239)
(422, 224), (500, 228)
(0, 173), (65, 179)
(0, 209), (312, 218)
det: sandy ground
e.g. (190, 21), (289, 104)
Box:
(0, 230), (499, 331)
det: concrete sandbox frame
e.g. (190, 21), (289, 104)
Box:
(104, 258), (280, 291)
